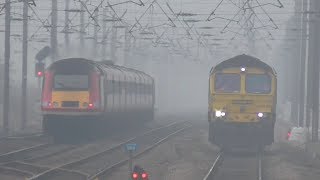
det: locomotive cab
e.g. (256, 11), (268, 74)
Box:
(42, 59), (103, 114)
(208, 54), (277, 149)
(40, 58), (155, 138)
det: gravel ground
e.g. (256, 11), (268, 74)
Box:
(2, 113), (320, 180)
(106, 117), (320, 180)
(0, 114), (195, 180)
(264, 119), (320, 180)
(106, 119), (219, 180)
(265, 142), (320, 180)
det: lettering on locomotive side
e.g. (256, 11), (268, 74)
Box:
(232, 100), (253, 105)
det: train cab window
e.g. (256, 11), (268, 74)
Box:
(53, 74), (89, 91)
(246, 74), (271, 94)
(214, 74), (240, 93)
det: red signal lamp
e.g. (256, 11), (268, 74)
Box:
(35, 62), (45, 77)
(286, 132), (291, 140)
(141, 172), (148, 179)
(132, 172), (139, 179)
(37, 71), (43, 77)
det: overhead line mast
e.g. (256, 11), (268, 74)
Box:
(298, 0), (308, 127)
(311, 0), (319, 142)
(21, 0), (29, 130)
(3, 0), (11, 135)
(51, 0), (58, 62)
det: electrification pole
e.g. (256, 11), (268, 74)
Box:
(311, 0), (319, 142)
(51, 0), (58, 61)
(21, 0), (28, 129)
(3, 0), (11, 134)
(80, 3), (85, 49)
(93, 8), (99, 57)
(110, 16), (117, 62)
(101, 8), (107, 58)
(64, 0), (70, 47)
(298, 0), (308, 127)
(3, 0), (11, 135)
(123, 26), (131, 66)
(306, 0), (314, 129)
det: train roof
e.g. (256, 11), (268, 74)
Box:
(48, 58), (154, 81)
(211, 54), (276, 75)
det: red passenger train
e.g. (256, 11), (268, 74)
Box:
(41, 58), (155, 135)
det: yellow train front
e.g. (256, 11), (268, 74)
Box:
(208, 54), (277, 148)
(41, 58), (155, 136)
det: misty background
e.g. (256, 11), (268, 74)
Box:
(0, 0), (299, 132)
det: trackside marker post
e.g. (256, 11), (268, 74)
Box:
(125, 143), (137, 180)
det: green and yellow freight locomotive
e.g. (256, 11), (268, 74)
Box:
(208, 54), (277, 148)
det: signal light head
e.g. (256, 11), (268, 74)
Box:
(132, 172), (139, 179)
(141, 172), (148, 179)
(37, 71), (43, 77)
(35, 62), (45, 77)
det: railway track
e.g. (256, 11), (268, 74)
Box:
(203, 150), (264, 180)
(29, 121), (190, 180)
(2, 132), (44, 140)
(0, 133), (50, 157)
(0, 121), (190, 180)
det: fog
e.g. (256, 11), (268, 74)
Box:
(0, 0), (300, 132)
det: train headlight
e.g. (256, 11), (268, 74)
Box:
(215, 111), (226, 117)
(241, 67), (246, 72)
(257, 112), (264, 118)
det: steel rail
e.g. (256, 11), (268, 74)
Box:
(0, 143), (50, 163)
(5, 133), (44, 140)
(203, 151), (224, 180)
(23, 145), (78, 162)
(258, 151), (263, 180)
(88, 124), (191, 180)
(0, 132), (44, 141)
(29, 121), (186, 180)
(0, 166), (35, 177)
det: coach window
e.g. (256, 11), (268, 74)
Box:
(128, 82), (131, 94)
(113, 79), (117, 94)
(106, 80), (111, 94)
(119, 80), (122, 93)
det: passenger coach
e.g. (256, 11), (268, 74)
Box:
(41, 58), (155, 135)
(208, 54), (277, 149)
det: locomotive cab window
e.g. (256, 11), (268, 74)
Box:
(53, 74), (89, 91)
(214, 74), (241, 93)
(245, 74), (271, 94)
